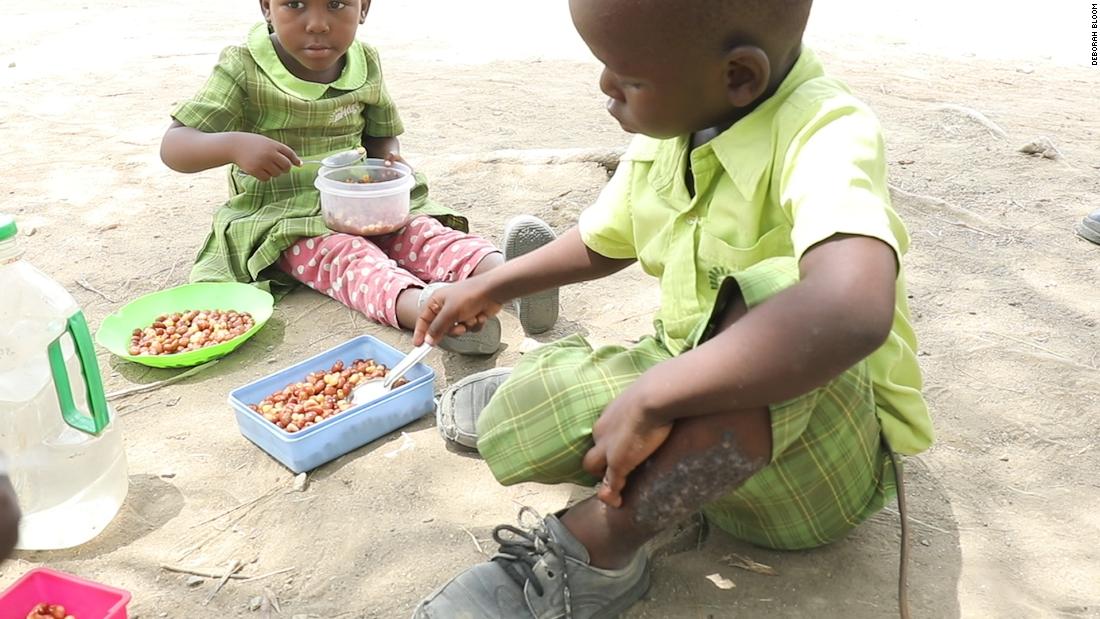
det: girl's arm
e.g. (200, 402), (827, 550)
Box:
(362, 135), (400, 160)
(160, 121), (301, 181)
(0, 472), (19, 561)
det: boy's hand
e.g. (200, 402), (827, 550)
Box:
(0, 474), (20, 560)
(582, 380), (673, 509)
(231, 134), (301, 181)
(414, 279), (503, 346)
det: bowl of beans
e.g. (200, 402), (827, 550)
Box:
(94, 283), (274, 368)
(229, 335), (436, 473)
(314, 159), (415, 236)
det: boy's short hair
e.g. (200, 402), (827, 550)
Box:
(614, 0), (813, 54)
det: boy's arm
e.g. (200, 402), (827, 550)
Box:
(643, 234), (896, 418)
(414, 227), (635, 345)
(588, 234), (897, 506)
(160, 121), (301, 181)
(488, 227), (635, 299)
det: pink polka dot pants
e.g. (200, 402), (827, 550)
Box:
(278, 217), (499, 328)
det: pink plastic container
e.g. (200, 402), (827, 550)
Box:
(0, 568), (131, 619)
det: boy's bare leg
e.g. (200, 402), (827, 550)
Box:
(562, 297), (773, 569)
(564, 405), (771, 568)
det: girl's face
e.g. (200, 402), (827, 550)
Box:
(260, 0), (369, 82)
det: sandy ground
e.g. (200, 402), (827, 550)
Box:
(1, 1), (1098, 617)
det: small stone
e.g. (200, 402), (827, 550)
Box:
(292, 472), (309, 492)
(920, 539), (931, 547)
(249, 595), (263, 611)
(23, 225), (36, 237)
(186, 575), (204, 587)
(519, 337), (542, 355)
(267, 357), (278, 364)
(1019, 137), (1061, 160)
(421, 517), (434, 523)
(160, 471), (176, 479)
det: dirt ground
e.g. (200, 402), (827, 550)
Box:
(1, 1), (1098, 617)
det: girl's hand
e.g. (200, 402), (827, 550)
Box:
(414, 279), (503, 347)
(383, 151), (411, 172)
(582, 379), (673, 509)
(231, 133), (301, 181)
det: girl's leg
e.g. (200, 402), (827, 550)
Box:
(278, 234), (425, 329)
(371, 216), (502, 284)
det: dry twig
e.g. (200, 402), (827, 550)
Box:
(722, 553), (779, 576)
(105, 360), (219, 401)
(161, 564), (250, 580)
(204, 559), (243, 605)
(460, 527), (488, 556)
(75, 277), (118, 303)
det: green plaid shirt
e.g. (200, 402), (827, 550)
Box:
(175, 23), (464, 292)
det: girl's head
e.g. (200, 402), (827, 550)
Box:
(260, 0), (370, 82)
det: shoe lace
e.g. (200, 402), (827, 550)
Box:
(490, 506), (574, 618)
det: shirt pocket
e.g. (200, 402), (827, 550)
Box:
(697, 225), (793, 291)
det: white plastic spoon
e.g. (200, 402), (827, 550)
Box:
(349, 342), (432, 406)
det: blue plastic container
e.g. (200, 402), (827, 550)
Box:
(229, 335), (435, 473)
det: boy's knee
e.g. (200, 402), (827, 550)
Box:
(0, 475), (21, 560)
(476, 379), (598, 487)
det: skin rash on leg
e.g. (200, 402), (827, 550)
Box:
(632, 430), (765, 530)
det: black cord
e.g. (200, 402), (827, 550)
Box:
(887, 448), (912, 619)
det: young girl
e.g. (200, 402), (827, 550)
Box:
(160, 0), (558, 354)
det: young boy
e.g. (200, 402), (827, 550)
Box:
(413, 0), (932, 616)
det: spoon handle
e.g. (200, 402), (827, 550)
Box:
(383, 343), (433, 389)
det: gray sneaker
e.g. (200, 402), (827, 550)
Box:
(437, 367), (512, 450)
(1078, 208), (1100, 245)
(504, 216), (560, 335)
(419, 283), (501, 355)
(413, 508), (651, 619)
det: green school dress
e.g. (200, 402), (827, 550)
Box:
(173, 24), (464, 293)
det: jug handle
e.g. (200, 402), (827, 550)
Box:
(47, 312), (110, 435)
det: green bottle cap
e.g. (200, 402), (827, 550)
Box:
(0, 215), (16, 241)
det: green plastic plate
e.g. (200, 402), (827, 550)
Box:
(95, 282), (274, 368)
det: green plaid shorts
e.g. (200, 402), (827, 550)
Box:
(477, 258), (897, 550)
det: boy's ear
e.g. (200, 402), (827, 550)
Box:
(259, 0), (272, 22)
(724, 46), (772, 108)
(360, 0), (371, 23)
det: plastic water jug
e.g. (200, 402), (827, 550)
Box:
(0, 214), (128, 550)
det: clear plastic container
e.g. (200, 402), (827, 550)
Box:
(0, 214), (128, 550)
(229, 335), (435, 473)
(315, 159), (415, 236)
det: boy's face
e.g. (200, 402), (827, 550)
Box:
(569, 0), (747, 139)
(260, 0), (369, 77)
